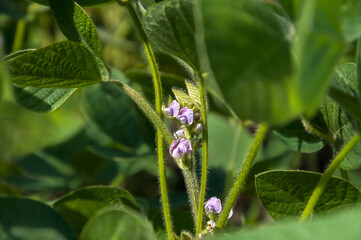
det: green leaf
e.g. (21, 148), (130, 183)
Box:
(255, 170), (361, 220)
(82, 82), (145, 148)
(79, 206), (156, 240)
(144, 0), (199, 70)
(198, 0), (300, 124)
(295, 0), (345, 115)
(49, 0), (109, 80)
(209, 207), (361, 240)
(319, 63), (361, 169)
(5, 49), (76, 112)
(341, 0), (361, 42)
(6, 41), (102, 88)
(53, 186), (139, 237)
(0, 197), (76, 240)
(172, 88), (194, 106)
(272, 117), (326, 153)
(185, 80), (201, 106)
(28, 0), (114, 7)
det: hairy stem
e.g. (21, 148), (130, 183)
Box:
(216, 123), (269, 229)
(300, 133), (361, 222)
(301, 116), (335, 144)
(182, 163), (199, 225)
(196, 73), (209, 240)
(12, 20), (26, 52)
(119, 1), (173, 238)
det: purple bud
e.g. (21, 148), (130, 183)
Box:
(176, 107), (193, 125)
(194, 123), (203, 133)
(169, 138), (192, 159)
(174, 129), (185, 139)
(204, 197), (222, 214)
(163, 100), (180, 117)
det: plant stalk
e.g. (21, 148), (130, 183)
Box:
(301, 116), (335, 144)
(299, 133), (361, 222)
(120, 1), (173, 238)
(195, 73), (209, 240)
(216, 123), (269, 229)
(12, 19), (26, 52)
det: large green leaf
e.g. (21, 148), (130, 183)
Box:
(295, 0), (345, 115)
(79, 206), (156, 240)
(198, 0), (300, 124)
(208, 207), (361, 240)
(82, 82), (144, 148)
(144, 0), (199, 70)
(53, 186), (139, 237)
(28, 0), (114, 7)
(319, 63), (361, 169)
(4, 49), (77, 112)
(255, 170), (361, 220)
(49, 0), (109, 80)
(0, 197), (76, 240)
(6, 41), (102, 88)
(341, 0), (361, 42)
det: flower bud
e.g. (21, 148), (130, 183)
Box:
(194, 123), (203, 133)
(169, 138), (192, 159)
(163, 100), (180, 118)
(174, 129), (185, 139)
(176, 107), (193, 125)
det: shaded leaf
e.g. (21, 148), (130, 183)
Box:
(0, 197), (76, 240)
(53, 186), (139, 237)
(79, 206), (156, 240)
(255, 170), (361, 220)
(28, 0), (114, 7)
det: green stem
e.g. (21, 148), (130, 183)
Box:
(340, 168), (349, 181)
(216, 123), (269, 229)
(301, 116), (335, 144)
(119, 1), (173, 238)
(182, 164), (199, 225)
(12, 19), (26, 52)
(299, 133), (361, 222)
(195, 73), (209, 240)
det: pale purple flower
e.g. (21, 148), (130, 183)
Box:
(176, 107), (193, 125)
(204, 197), (222, 214)
(174, 129), (185, 139)
(163, 100), (180, 117)
(169, 138), (192, 159)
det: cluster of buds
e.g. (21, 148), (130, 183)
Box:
(204, 197), (233, 233)
(163, 99), (203, 169)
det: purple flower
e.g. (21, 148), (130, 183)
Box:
(174, 129), (185, 139)
(204, 197), (222, 214)
(176, 107), (193, 125)
(169, 138), (192, 159)
(163, 100), (180, 117)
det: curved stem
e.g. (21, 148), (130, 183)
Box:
(120, 1), (173, 238)
(300, 133), (361, 222)
(195, 73), (209, 240)
(216, 123), (269, 229)
(12, 20), (26, 52)
(301, 116), (335, 144)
